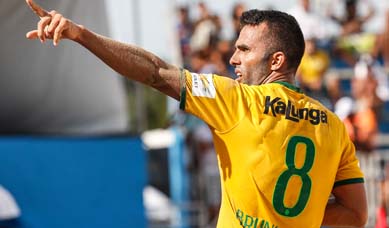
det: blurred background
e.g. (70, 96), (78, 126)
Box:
(0, 0), (388, 227)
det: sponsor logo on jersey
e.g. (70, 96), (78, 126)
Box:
(192, 73), (216, 98)
(264, 96), (328, 125)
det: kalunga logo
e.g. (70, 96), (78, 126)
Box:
(263, 96), (327, 125)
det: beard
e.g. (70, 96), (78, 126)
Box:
(242, 57), (272, 85)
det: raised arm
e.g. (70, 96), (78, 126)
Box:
(25, 0), (181, 100)
(321, 183), (368, 227)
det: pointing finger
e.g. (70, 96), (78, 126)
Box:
(26, 0), (49, 18)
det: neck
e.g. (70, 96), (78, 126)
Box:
(261, 70), (296, 85)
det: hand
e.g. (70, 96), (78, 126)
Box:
(25, 0), (82, 46)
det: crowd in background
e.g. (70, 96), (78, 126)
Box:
(174, 0), (389, 226)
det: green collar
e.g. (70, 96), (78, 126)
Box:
(273, 81), (303, 93)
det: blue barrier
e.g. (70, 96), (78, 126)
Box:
(0, 136), (146, 228)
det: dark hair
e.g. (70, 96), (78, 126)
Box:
(240, 10), (305, 70)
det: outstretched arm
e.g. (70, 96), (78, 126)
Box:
(322, 183), (368, 227)
(25, 0), (181, 100)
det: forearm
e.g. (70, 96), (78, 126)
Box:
(74, 26), (181, 99)
(25, 0), (181, 99)
(322, 201), (366, 227)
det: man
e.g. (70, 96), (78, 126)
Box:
(25, 0), (367, 227)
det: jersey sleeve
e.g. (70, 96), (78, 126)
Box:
(334, 123), (365, 188)
(179, 69), (247, 132)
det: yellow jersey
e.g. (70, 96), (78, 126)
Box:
(298, 50), (330, 85)
(179, 70), (364, 228)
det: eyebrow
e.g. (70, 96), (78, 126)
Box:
(236, 44), (250, 51)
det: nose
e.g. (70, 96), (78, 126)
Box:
(229, 50), (240, 66)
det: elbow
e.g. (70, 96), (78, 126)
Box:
(354, 208), (368, 227)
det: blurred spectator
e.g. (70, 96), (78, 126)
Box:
(182, 49), (218, 211)
(176, 6), (193, 68)
(362, 55), (389, 122)
(297, 38), (331, 90)
(329, 0), (376, 66)
(231, 3), (246, 40)
(193, 124), (220, 226)
(190, 2), (221, 52)
(326, 72), (344, 110)
(334, 55), (383, 227)
(215, 40), (235, 77)
(335, 56), (380, 153)
(330, 0), (375, 36)
(297, 38), (332, 108)
(0, 0), (128, 135)
(355, 55), (386, 117)
(209, 48), (230, 77)
(372, 9), (389, 71)
(190, 50), (218, 74)
(288, 0), (333, 43)
(383, 10), (389, 70)
(216, 40), (236, 77)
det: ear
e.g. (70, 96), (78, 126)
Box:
(270, 52), (286, 71)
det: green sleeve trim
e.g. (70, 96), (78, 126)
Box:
(179, 68), (187, 111)
(333, 178), (364, 188)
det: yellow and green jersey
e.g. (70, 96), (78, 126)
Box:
(179, 70), (364, 228)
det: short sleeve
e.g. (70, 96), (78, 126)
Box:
(179, 69), (247, 132)
(334, 124), (364, 188)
